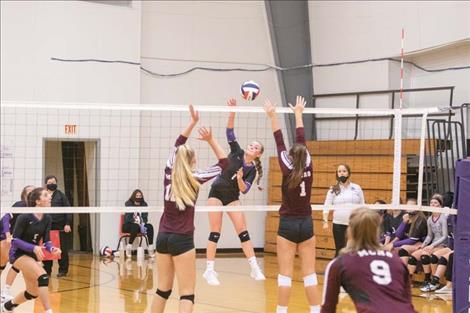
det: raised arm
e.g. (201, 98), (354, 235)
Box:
(226, 98), (242, 153)
(195, 127), (228, 183)
(227, 98), (236, 129)
(181, 104), (199, 138)
(264, 99), (281, 132)
(264, 99), (292, 175)
(198, 127), (226, 160)
(288, 95), (306, 144)
(167, 105), (199, 169)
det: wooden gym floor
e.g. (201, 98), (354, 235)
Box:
(1, 253), (452, 313)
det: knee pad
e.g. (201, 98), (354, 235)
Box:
(238, 231), (250, 243)
(24, 291), (37, 300)
(208, 232), (221, 243)
(398, 248), (409, 257)
(408, 256), (418, 266)
(37, 274), (49, 287)
(303, 273), (318, 287)
(0, 265), (5, 270)
(277, 274), (292, 287)
(180, 294), (194, 303)
(12, 266), (20, 273)
(430, 254), (439, 264)
(156, 289), (172, 300)
(438, 256), (448, 266)
(420, 255), (431, 265)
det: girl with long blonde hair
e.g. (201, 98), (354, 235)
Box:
(151, 105), (228, 313)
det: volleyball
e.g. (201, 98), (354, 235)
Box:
(100, 245), (114, 257)
(241, 80), (260, 101)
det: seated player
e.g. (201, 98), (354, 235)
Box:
(321, 207), (416, 313)
(406, 194), (448, 287)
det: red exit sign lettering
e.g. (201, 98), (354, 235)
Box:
(65, 125), (77, 134)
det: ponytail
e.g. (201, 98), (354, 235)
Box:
(287, 144), (307, 190)
(254, 157), (263, 190)
(171, 145), (201, 210)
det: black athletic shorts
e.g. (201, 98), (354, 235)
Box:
(156, 232), (194, 256)
(277, 215), (314, 244)
(10, 249), (37, 265)
(208, 187), (239, 206)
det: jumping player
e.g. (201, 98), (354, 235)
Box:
(203, 98), (265, 286)
(321, 208), (416, 313)
(151, 105), (228, 313)
(264, 96), (321, 313)
(1, 187), (61, 313)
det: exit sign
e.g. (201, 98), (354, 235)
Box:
(65, 125), (77, 134)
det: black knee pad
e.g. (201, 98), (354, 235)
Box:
(420, 255), (431, 265)
(438, 256), (448, 266)
(0, 265), (5, 270)
(398, 248), (409, 257)
(24, 291), (37, 300)
(208, 232), (221, 243)
(12, 266), (20, 273)
(180, 294), (195, 303)
(38, 274), (49, 287)
(408, 256), (418, 266)
(431, 275), (440, 285)
(430, 254), (439, 264)
(238, 230), (250, 243)
(156, 289), (172, 299)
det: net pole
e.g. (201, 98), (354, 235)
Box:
(392, 28), (405, 206)
(417, 113), (428, 206)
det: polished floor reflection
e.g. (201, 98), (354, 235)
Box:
(0, 254), (453, 312)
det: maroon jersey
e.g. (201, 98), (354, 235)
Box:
(159, 135), (228, 235)
(321, 249), (416, 313)
(274, 127), (312, 216)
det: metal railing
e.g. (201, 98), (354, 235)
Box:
(312, 86), (455, 140)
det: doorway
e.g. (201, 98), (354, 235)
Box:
(44, 140), (99, 253)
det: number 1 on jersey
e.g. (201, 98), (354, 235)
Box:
(299, 181), (306, 197)
(164, 184), (172, 201)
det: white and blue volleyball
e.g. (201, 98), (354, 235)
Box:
(241, 80), (260, 101)
(100, 245), (113, 257)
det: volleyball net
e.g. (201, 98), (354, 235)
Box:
(0, 100), (456, 216)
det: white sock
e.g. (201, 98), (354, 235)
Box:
(248, 256), (258, 269)
(276, 305), (288, 313)
(310, 305), (320, 313)
(148, 244), (154, 250)
(126, 244), (132, 249)
(206, 260), (215, 271)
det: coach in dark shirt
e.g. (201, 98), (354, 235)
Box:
(42, 175), (72, 277)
